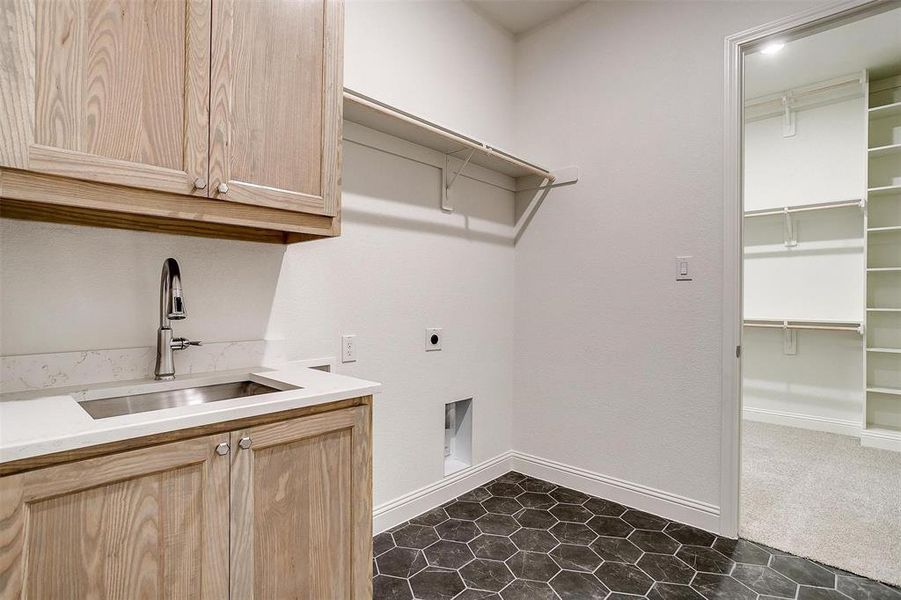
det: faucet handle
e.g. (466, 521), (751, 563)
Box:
(171, 338), (203, 351)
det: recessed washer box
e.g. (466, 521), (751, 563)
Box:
(444, 398), (472, 476)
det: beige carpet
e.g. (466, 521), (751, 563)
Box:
(741, 420), (901, 586)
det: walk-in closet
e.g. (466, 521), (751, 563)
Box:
(740, 7), (901, 584)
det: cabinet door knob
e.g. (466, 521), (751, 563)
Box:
(217, 182), (229, 194)
(215, 442), (230, 456)
(193, 177), (207, 190)
(238, 436), (252, 450)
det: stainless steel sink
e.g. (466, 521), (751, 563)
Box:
(78, 380), (288, 419)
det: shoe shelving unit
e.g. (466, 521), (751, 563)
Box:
(863, 73), (901, 451)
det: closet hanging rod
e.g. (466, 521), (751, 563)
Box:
(744, 198), (864, 218)
(743, 320), (863, 334)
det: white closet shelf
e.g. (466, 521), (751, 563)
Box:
(867, 307), (901, 312)
(743, 318), (862, 333)
(869, 101), (901, 119)
(867, 348), (901, 354)
(867, 225), (901, 233)
(866, 387), (901, 397)
(868, 184), (901, 197)
(343, 89), (554, 181)
(867, 267), (901, 272)
(868, 143), (901, 158)
(743, 198), (862, 218)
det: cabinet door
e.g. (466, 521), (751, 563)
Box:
(0, 434), (230, 599)
(209, 0), (343, 216)
(0, 0), (211, 196)
(230, 405), (372, 599)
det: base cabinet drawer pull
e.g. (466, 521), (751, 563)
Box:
(215, 442), (230, 456)
(238, 436), (252, 450)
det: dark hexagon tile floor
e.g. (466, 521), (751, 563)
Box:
(373, 472), (901, 600)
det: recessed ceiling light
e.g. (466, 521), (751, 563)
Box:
(761, 42), (785, 55)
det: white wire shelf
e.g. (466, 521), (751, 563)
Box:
(868, 225), (901, 233)
(343, 89), (553, 181)
(867, 267), (901, 272)
(867, 348), (901, 354)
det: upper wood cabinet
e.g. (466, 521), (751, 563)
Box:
(0, 0), (343, 243)
(8, 0), (212, 196)
(209, 0), (342, 217)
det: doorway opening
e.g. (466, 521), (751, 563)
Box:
(726, 0), (901, 586)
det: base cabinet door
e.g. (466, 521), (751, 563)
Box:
(229, 405), (372, 599)
(0, 434), (230, 599)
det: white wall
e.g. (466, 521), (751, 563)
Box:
(743, 98), (866, 322)
(345, 0), (515, 148)
(511, 0), (818, 511)
(0, 1), (517, 510)
(744, 99), (866, 210)
(742, 98), (866, 430)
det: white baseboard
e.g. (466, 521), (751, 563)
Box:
(373, 449), (722, 535)
(743, 406), (861, 437)
(859, 428), (901, 452)
(510, 451), (721, 534)
(373, 452), (515, 534)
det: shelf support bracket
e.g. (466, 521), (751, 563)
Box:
(783, 207), (797, 247)
(782, 321), (798, 355)
(442, 149), (476, 212)
(782, 93), (796, 137)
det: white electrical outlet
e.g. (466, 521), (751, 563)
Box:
(425, 328), (442, 351)
(341, 335), (356, 363)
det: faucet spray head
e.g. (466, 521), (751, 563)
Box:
(162, 258), (187, 321)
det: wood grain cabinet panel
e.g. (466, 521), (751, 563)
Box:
(1, 0), (211, 196)
(0, 0), (343, 242)
(209, 0), (343, 216)
(0, 400), (373, 599)
(0, 433), (230, 599)
(230, 405), (372, 599)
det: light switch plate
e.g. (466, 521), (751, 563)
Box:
(676, 256), (693, 282)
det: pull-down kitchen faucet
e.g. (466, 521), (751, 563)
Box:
(154, 258), (201, 380)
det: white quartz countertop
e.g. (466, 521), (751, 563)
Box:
(0, 363), (381, 464)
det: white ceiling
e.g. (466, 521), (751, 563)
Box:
(746, 7), (901, 98)
(465, 0), (586, 36)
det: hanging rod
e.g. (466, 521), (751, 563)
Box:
(743, 319), (863, 334)
(745, 71), (866, 123)
(744, 198), (864, 218)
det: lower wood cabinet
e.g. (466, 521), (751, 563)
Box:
(230, 406), (372, 598)
(0, 403), (372, 599)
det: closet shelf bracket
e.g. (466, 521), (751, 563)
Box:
(783, 324), (798, 355)
(782, 93), (796, 137)
(442, 148), (476, 212)
(783, 208), (798, 247)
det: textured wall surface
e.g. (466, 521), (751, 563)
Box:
(512, 1), (818, 508)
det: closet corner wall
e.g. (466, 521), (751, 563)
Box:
(742, 70), (901, 452)
(862, 73), (901, 452)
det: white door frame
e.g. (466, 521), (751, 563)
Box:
(720, 0), (895, 538)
